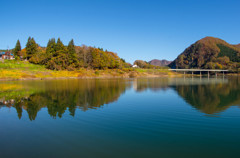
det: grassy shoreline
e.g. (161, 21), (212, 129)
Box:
(0, 60), (179, 80)
(1, 60), (238, 81)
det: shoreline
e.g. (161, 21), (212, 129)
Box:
(0, 74), (174, 81)
(1, 60), (239, 81)
(1, 73), (239, 81)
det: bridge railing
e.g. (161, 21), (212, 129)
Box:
(169, 69), (228, 72)
(169, 69), (228, 77)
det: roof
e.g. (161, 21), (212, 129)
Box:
(132, 65), (139, 67)
(0, 52), (14, 56)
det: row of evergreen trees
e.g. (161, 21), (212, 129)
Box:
(12, 37), (129, 70)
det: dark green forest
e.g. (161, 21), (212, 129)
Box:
(217, 44), (240, 62)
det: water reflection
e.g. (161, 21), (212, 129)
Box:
(174, 78), (240, 114)
(0, 77), (240, 120)
(0, 79), (131, 120)
(134, 77), (240, 114)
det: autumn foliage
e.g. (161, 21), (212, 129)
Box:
(169, 37), (240, 71)
(14, 37), (129, 70)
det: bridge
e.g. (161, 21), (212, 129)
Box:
(169, 69), (229, 77)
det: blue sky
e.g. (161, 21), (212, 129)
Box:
(1, 0), (240, 63)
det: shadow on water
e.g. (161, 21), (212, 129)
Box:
(0, 77), (240, 120)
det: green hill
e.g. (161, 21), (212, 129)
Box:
(169, 37), (240, 71)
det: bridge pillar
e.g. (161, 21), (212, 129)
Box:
(200, 71), (202, 77)
(208, 71), (210, 78)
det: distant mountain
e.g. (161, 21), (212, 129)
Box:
(149, 59), (172, 67)
(234, 44), (240, 49)
(169, 37), (240, 70)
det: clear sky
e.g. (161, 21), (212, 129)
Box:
(1, 0), (240, 63)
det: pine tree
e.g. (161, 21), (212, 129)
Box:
(67, 39), (78, 66)
(53, 38), (65, 56)
(56, 38), (65, 51)
(26, 37), (38, 60)
(13, 39), (21, 57)
(46, 38), (68, 70)
(67, 39), (76, 55)
(46, 38), (56, 55)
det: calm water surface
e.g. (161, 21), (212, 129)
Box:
(0, 77), (240, 158)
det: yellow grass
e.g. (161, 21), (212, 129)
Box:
(0, 60), (178, 80)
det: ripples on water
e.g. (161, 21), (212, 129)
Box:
(0, 77), (240, 158)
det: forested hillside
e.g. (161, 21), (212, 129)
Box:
(169, 37), (240, 71)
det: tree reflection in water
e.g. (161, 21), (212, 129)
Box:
(0, 79), (131, 120)
(134, 77), (240, 114)
(1, 77), (240, 120)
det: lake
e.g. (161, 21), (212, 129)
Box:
(0, 77), (240, 158)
